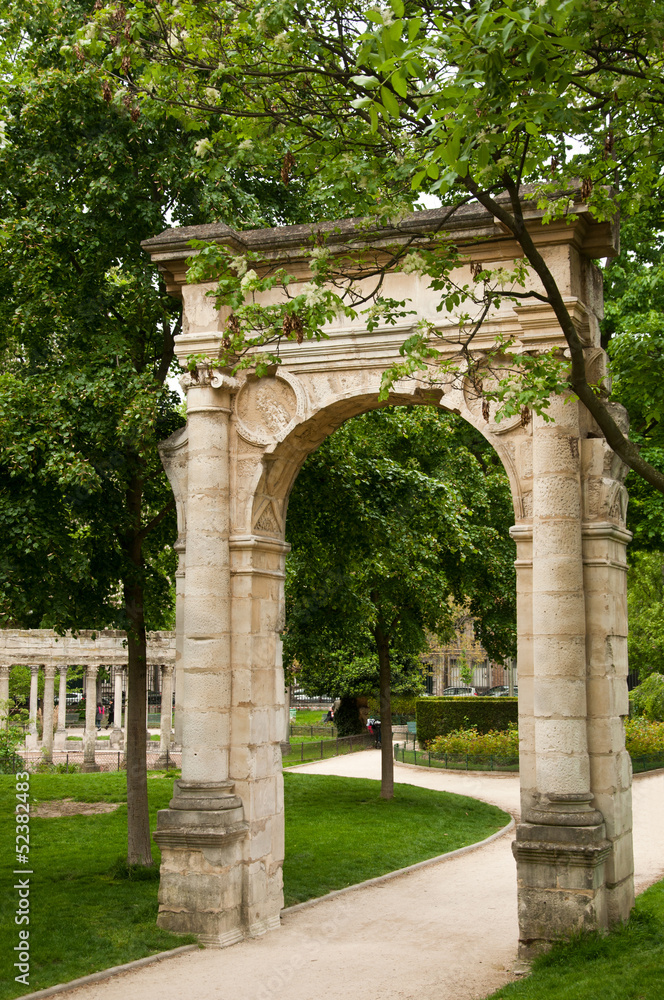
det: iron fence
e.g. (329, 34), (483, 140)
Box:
(394, 743), (518, 772)
(0, 748), (182, 774)
(289, 724), (338, 738)
(394, 743), (664, 776)
(282, 732), (374, 766)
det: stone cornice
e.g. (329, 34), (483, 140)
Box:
(142, 195), (619, 299)
(0, 629), (175, 667)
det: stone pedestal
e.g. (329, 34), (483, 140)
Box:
(513, 793), (611, 958)
(154, 780), (249, 946)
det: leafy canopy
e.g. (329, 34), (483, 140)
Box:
(78, 0), (664, 497)
(284, 405), (516, 697)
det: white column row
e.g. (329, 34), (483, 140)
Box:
(1, 663), (176, 762)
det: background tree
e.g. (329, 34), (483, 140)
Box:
(626, 553), (664, 681)
(284, 405), (516, 797)
(86, 0), (664, 497)
(0, 0), (311, 863)
(603, 203), (664, 550)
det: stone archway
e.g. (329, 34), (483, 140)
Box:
(145, 204), (633, 957)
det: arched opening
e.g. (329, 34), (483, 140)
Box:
(280, 400), (517, 803)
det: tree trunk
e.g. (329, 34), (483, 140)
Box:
(375, 625), (394, 801)
(124, 576), (153, 866)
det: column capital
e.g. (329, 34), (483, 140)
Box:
(85, 664), (100, 677)
(57, 663), (69, 675)
(43, 664), (58, 679)
(161, 662), (175, 677)
(0, 664), (10, 678)
(30, 664), (41, 676)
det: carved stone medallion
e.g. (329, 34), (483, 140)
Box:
(234, 371), (305, 446)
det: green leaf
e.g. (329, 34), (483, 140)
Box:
(407, 17), (422, 42)
(350, 74), (380, 89)
(380, 85), (401, 118)
(391, 72), (408, 99)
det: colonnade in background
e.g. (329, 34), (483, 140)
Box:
(0, 662), (176, 768)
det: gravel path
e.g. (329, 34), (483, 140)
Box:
(48, 752), (664, 1000)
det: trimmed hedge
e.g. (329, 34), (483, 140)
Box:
(416, 697), (518, 745)
(367, 694), (420, 717)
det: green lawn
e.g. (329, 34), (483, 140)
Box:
(282, 773), (508, 905)
(0, 770), (507, 997)
(290, 708), (333, 726)
(0, 772), (190, 999)
(489, 881), (664, 1000)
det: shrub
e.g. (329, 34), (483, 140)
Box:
(416, 717), (664, 766)
(624, 718), (664, 756)
(630, 674), (664, 721)
(334, 695), (365, 736)
(0, 718), (28, 773)
(417, 697), (518, 744)
(428, 724), (519, 757)
(367, 693), (419, 717)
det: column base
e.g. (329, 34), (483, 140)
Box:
(54, 729), (67, 751)
(513, 794), (611, 959)
(109, 727), (124, 750)
(154, 780), (251, 947)
(153, 748), (176, 769)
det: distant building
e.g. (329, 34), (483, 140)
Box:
(421, 618), (516, 694)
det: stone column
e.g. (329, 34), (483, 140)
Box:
(110, 667), (125, 749)
(155, 664), (174, 766)
(512, 398), (610, 958)
(0, 664), (10, 727)
(510, 523), (534, 797)
(154, 372), (248, 948)
(82, 665), (100, 772)
(42, 665), (57, 763)
(228, 534), (290, 940)
(581, 433), (634, 925)
(54, 665), (68, 749)
(26, 665), (40, 748)
(173, 536), (186, 746)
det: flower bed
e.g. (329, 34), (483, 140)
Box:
(414, 720), (664, 774)
(427, 724), (519, 757)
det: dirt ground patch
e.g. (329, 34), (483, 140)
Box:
(32, 798), (123, 818)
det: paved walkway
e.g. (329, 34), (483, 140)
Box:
(54, 752), (664, 1000)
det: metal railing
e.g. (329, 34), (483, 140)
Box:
(289, 724), (338, 738)
(394, 743), (518, 772)
(0, 748), (182, 774)
(394, 744), (664, 776)
(282, 732), (374, 766)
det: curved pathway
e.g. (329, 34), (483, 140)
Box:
(50, 752), (664, 1000)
